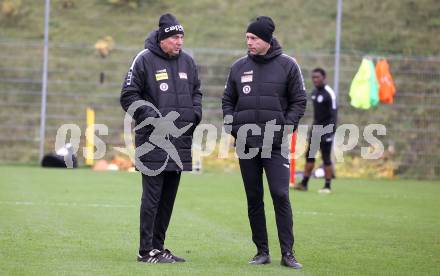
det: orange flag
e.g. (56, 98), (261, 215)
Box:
(289, 131), (297, 187)
(375, 59), (396, 104)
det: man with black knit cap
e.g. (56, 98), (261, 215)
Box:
(222, 16), (306, 269)
(120, 13), (202, 264)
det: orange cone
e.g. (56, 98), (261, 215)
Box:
(289, 131), (297, 187)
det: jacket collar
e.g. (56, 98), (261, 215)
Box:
(248, 37), (283, 64)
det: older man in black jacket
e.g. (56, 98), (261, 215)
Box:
(222, 16), (306, 269)
(120, 13), (202, 264)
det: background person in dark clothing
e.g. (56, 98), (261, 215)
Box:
(222, 16), (306, 269)
(120, 13), (202, 264)
(294, 68), (337, 193)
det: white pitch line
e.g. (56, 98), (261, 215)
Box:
(295, 210), (410, 220)
(0, 201), (135, 208)
(0, 201), (411, 220)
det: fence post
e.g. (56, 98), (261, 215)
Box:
(38, 0), (51, 162)
(333, 0), (343, 97)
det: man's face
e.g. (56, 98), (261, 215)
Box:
(160, 34), (184, 56)
(246, 33), (270, 55)
(312, 71), (325, 88)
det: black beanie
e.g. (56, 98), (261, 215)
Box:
(246, 16), (275, 43)
(157, 13), (184, 41)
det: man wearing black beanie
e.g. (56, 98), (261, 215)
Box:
(246, 16), (275, 45)
(120, 13), (202, 264)
(222, 16), (306, 269)
(157, 13), (184, 45)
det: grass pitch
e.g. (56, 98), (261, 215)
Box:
(0, 166), (439, 275)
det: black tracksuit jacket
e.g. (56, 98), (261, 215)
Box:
(120, 31), (202, 171)
(222, 38), (307, 148)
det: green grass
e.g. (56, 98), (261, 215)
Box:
(0, 166), (439, 275)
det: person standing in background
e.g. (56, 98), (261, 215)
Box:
(294, 68), (337, 193)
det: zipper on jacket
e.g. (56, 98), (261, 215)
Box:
(170, 59), (179, 107)
(255, 67), (260, 124)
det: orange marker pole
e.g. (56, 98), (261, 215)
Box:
(289, 131), (297, 187)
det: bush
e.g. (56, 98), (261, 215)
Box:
(94, 36), (115, 58)
(61, 0), (75, 9)
(1, 0), (21, 18)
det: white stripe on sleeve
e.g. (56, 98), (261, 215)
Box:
(324, 85), (337, 109)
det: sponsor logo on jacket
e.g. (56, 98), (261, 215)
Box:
(243, 85), (251, 94)
(241, 70), (253, 83)
(126, 69), (133, 85)
(155, 69), (168, 81)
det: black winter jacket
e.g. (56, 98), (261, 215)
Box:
(120, 30), (202, 172)
(222, 38), (307, 148)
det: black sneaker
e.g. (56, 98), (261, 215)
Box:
(281, 252), (303, 269)
(162, 249), (186, 262)
(137, 249), (175, 264)
(293, 184), (308, 191)
(249, 252), (271, 265)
